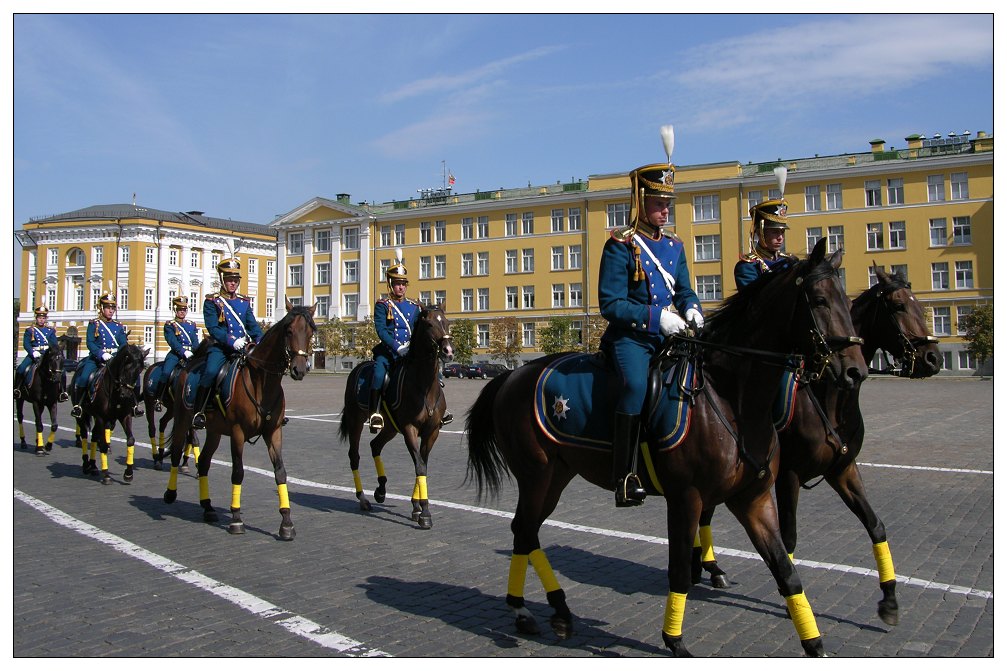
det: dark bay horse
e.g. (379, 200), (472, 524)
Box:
(16, 345), (66, 456)
(694, 265), (941, 626)
(465, 238), (867, 657)
(162, 300), (316, 540)
(338, 306), (453, 529)
(142, 361), (201, 472)
(70, 344), (148, 484)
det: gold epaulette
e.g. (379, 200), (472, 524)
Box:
(610, 226), (635, 243)
(740, 252), (760, 262)
(205, 292), (217, 301)
(662, 229), (682, 243)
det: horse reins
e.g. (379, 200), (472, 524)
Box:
(866, 285), (939, 376)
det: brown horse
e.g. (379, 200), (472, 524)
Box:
(162, 300), (316, 540)
(465, 238), (867, 657)
(338, 306), (453, 529)
(694, 264), (941, 626)
(16, 344), (66, 456)
(141, 361), (201, 472)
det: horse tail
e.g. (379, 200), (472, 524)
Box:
(464, 371), (513, 500)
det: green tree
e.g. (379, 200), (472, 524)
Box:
(962, 304), (993, 377)
(316, 318), (353, 359)
(540, 316), (580, 355)
(489, 316), (522, 368)
(449, 318), (476, 365)
(351, 318), (380, 360)
(583, 315), (607, 353)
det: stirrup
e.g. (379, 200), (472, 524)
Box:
(154, 400), (163, 412)
(133, 405), (145, 417)
(441, 412), (454, 426)
(615, 474), (646, 508)
(58, 392), (70, 403)
(193, 412), (207, 430)
(70, 405), (83, 418)
(368, 412), (384, 433)
(13, 388), (21, 400)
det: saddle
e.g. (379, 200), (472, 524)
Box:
(182, 355), (243, 411)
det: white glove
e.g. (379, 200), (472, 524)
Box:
(183, 350), (193, 359)
(685, 308), (705, 329)
(232, 337), (247, 350)
(659, 310), (688, 337)
(31, 349), (41, 360)
(101, 352), (113, 362)
(396, 343), (410, 356)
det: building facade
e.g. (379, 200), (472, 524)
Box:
(16, 205), (278, 365)
(271, 131), (993, 375)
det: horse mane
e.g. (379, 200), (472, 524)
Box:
(852, 269), (911, 312)
(262, 305), (317, 342)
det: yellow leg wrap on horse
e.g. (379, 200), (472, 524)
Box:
(81, 441), (88, 457)
(159, 433), (166, 451)
(199, 476), (209, 501)
(508, 554), (529, 598)
(100, 453), (108, 471)
(788, 553), (795, 562)
(662, 592), (688, 637)
(277, 483), (290, 510)
(104, 428), (112, 445)
(412, 480), (421, 500)
(352, 470), (363, 492)
(873, 541), (896, 583)
(19, 425), (25, 439)
(231, 484), (242, 509)
(785, 592), (821, 640)
(126, 445), (134, 466)
(37, 432), (43, 448)
(168, 467), (178, 491)
(90, 442), (97, 459)
(374, 456), (387, 478)
(692, 533), (700, 549)
(699, 525), (715, 563)
(48, 430), (56, 446)
(417, 475), (428, 500)
(191, 444), (200, 460)
(529, 549), (561, 593)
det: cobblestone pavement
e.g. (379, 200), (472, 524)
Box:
(13, 373), (993, 658)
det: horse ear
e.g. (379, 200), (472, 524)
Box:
(809, 237), (827, 264)
(828, 246), (844, 271)
(874, 263), (890, 284)
(309, 301), (318, 318)
(285, 296), (294, 312)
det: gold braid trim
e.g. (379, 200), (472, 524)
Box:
(633, 242), (645, 282)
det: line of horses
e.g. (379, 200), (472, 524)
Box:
(15, 240), (942, 657)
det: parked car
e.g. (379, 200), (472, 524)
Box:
(467, 362), (508, 379)
(442, 363), (466, 378)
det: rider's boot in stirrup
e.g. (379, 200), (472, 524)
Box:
(441, 410), (454, 426)
(70, 396), (84, 418)
(613, 412), (646, 507)
(192, 386), (211, 430)
(368, 389), (384, 433)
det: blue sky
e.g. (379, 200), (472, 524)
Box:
(10, 11), (995, 284)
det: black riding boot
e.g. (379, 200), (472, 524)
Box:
(70, 388), (85, 418)
(13, 374), (22, 399)
(192, 386), (212, 430)
(368, 389), (384, 433)
(613, 412), (646, 507)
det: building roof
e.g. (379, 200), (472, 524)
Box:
(25, 204), (274, 237)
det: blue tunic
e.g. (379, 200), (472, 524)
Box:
(734, 253), (798, 289)
(16, 324), (58, 377)
(599, 227), (702, 414)
(370, 296), (421, 390)
(194, 291), (263, 391)
(150, 318), (200, 393)
(74, 317), (128, 388)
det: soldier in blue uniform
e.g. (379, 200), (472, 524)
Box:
(191, 257), (263, 430)
(151, 296), (200, 411)
(734, 167), (798, 288)
(14, 306), (69, 402)
(71, 290), (130, 418)
(599, 162), (704, 507)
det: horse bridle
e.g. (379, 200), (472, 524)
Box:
(869, 286), (939, 376)
(797, 274), (864, 383)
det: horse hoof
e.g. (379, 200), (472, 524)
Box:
(801, 637), (826, 657)
(549, 614), (573, 640)
(515, 614), (540, 636)
(123, 468), (133, 483)
(710, 574), (729, 589)
(153, 461), (163, 471)
(357, 497), (372, 512)
(417, 515), (432, 530)
(35, 449), (46, 457)
(180, 464), (189, 474)
(278, 525), (296, 541)
(163, 489), (177, 504)
(204, 509), (219, 524)
(411, 510), (421, 522)
(878, 601), (899, 626)
(662, 633), (693, 657)
(373, 489), (386, 504)
(101, 475), (112, 485)
(227, 522), (246, 535)
(45, 443), (53, 453)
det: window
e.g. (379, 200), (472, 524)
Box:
(265, 297), (274, 319)
(190, 251), (200, 268)
(419, 291), (432, 305)
(119, 246), (129, 264)
(344, 293), (359, 319)
(461, 217), (473, 240)
(866, 223), (883, 251)
(169, 249), (179, 266)
(569, 283), (583, 308)
(747, 190), (762, 212)
(380, 225), (392, 247)
(419, 257), (431, 280)
(927, 174), (945, 202)
(806, 227), (823, 253)
(957, 306), (973, 335)
(608, 203), (631, 227)
(887, 178), (904, 205)
(864, 180), (881, 207)
(692, 194), (719, 222)
(288, 232), (303, 254)
(394, 224), (405, 246)
(118, 288), (128, 309)
(315, 230), (330, 252)
(888, 221), (906, 249)
(694, 235), (721, 261)
(433, 290), (445, 311)
(522, 286), (535, 309)
(950, 172), (969, 200)
(953, 217), (972, 245)
(826, 183), (843, 210)
(955, 261), (974, 289)
(522, 212), (534, 235)
(551, 247), (564, 271)
(316, 262), (331, 285)
(506, 287), (518, 310)
(827, 226), (845, 253)
(958, 350), (976, 370)
(420, 221), (432, 244)
(477, 288), (489, 311)
(379, 259), (390, 280)
(505, 250), (518, 274)
(66, 248), (85, 266)
(804, 185), (821, 212)
(267, 260), (275, 277)
(145, 247), (155, 264)
(434, 255), (446, 278)
(461, 253), (473, 277)
(190, 291), (198, 306)
(522, 322), (536, 348)
(144, 288), (154, 310)
(47, 287), (56, 308)
(93, 247), (103, 264)
(477, 251), (489, 275)
(316, 296), (330, 319)
(571, 320), (584, 346)
(505, 213), (518, 237)
(521, 249), (534, 273)
(890, 264), (908, 281)
(868, 266), (881, 287)
(931, 262), (949, 290)
(289, 265), (303, 287)
(551, 209), (564, 232)
(247, 258), (257, 274)
(144, 326), (154, 346)
(477, 324), (490, 348)
(477, 216), (489, 239)
(343, 227), (359, 250)
(211, 253), (220, 268)
(568, 208), (582, 231)
(932, 306), (951, 335)
(929, 218), (947, 247)
(836, 267), (847, 292)
(48, 248), (58, 266)
(92, 287), (100, 310)
(695, 275), (723, 301)
(552, 284), (565, 308)
(75, 285), (84, 310)
(461, 289), (473, 312)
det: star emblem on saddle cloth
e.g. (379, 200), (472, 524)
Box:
(552, 395), (571, 421)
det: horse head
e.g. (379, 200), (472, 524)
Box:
(41, 345), (65, 384)
(106, 344), (147, 403)
(279, 298), (317, 380)
(414, 305), (453, 364)
(858, 263), (941, 378)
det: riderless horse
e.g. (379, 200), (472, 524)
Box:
(693, 264), (941, 627)
(16, 344), (66, 456)
(162, 300), (316, 540)
(338, 306), (453, 529)
(465, 239), (867, 656)
(142, 361), (201, 472)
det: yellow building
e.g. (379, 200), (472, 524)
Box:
(272, 131), (992, 375)
(16, 204), (278, 365)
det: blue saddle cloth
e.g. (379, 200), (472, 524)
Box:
(182, 359), (242, 411)
(533, 353), (696, 453)
(349, 361), (409, 419)
(773, 369), (800, 431)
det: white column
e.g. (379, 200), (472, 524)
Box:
(302, 230), (313, 307)
(275, 238), (287, 308)
(358, 221), (373, 321)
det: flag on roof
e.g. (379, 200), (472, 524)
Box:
(448, 172), (455, 186)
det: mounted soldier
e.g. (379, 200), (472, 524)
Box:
(15, 305), (69, 403)
(149, 296), (200, 411)
(71, 288), (139, 418)
(735, 167), (798, 289)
